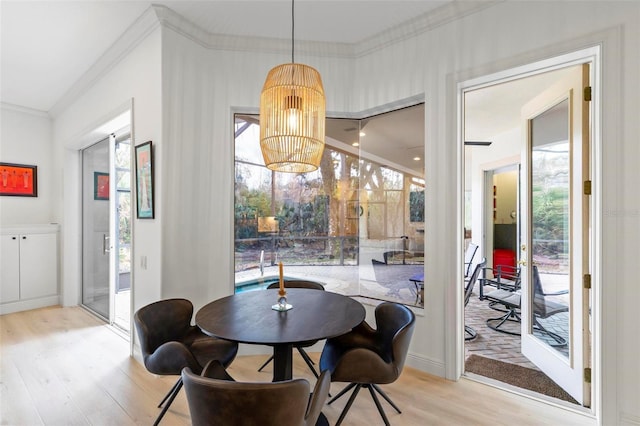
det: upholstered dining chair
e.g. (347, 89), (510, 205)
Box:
(257, 279), (325, 378)
(133, 298), (239, 425)
(182, 360), (331, 426)
(319, 302), (416, 426)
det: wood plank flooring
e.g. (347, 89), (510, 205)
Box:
(0, 306), (595, 425)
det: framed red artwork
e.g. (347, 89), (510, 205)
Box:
(0, 163), (37, 197)
(94, 172), (109, 200)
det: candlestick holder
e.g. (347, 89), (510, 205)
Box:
(272, 290), (293, 311)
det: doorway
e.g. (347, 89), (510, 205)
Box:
(81, 129), (132, 332)
(461, 50), (596, 408)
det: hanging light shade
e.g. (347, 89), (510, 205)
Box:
(259, 1), (325, 173)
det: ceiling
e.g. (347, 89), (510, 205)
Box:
(0, 0), (452, 112)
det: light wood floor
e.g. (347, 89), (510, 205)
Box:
(0, 306), (595, 425)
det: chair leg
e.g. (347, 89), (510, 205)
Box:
(487, 300), (510, 313)
(328, 382), (357, 405)
(486, 308), (521, 336)
(367, 385), (391, 426)
(464, 325), (477, 341)
(157, 377), (181, 408)
(534, 318), (567, 347)
(297, 348), (320, 378)
(331, 382), (401, 426)
(154, 377), (183, 426)
(371, 383), (401, 414)
(257, 355), (274, 372)
(335, 384), (363, 426)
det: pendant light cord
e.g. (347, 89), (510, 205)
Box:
(291, 0), (295, 63)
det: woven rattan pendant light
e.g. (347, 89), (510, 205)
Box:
(259, 0), (325, 173)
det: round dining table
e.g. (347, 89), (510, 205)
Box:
(196, 288), (366, 381)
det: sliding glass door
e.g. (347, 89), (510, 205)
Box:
(82, 136), (113, 319)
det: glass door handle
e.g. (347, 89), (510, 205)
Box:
(103, 234), (111, 254)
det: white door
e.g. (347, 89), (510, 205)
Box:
(520, 64), (591, 406)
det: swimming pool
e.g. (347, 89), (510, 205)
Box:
(235, 276), (296, 293)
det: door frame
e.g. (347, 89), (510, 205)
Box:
(62, 100), (134, 346)
(455, 46), (600, 415)
(482, 162), (520, 272)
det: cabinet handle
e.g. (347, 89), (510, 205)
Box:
(12, 236), (16, 240)
(22, 236), (26, 240)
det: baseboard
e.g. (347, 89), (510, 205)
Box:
(405, 351), (446, 377)
(620, 411), (640, 426)
(0, 295), (60, 315)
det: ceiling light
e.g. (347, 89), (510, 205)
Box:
(259, 0), (325, 173)
(359, 131), (366, 137)
(413, 156), (421, 161)
(352, 142), (359, 147)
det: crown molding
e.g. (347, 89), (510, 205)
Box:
(153, 4), (354, 58)
(1, 102), (49, 118)
(47, 2), (498, 118)
(355, 0), (503, 57)
(48, 6), (161, 118)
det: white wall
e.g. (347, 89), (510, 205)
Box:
(353, 3), (639, 424)
(494, 171), (517, 226)
(0, 105), (53, 226)
(52, 27), (162, 312)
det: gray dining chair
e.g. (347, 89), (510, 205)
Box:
(319, 302), (415, 426)
(133, 298), (238, 425)
(183, 360), (331, 426)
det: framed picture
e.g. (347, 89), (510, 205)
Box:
(135, 141), (154, 219)
(0, 163), (38, 197)
(93, 172), (109, 200)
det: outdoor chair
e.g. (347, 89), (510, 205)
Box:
(257, 280), (325, 378)
(464, 242), (479, 282)
(183, 360), (331, 426)
(484, 266), (568, 346)
(319, 302), (415, 426)
(464, 259), (486, 340)
(531, 265), (569, 346)
(479, 264), (521, 300)
(134, 298), (238, 425)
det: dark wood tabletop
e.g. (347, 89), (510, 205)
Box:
(196, 288), (365, 381)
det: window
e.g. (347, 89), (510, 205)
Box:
(234, 104), (425, 307)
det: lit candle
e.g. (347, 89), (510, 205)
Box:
(279, 262), (285, 294)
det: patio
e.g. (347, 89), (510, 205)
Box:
(236, 264), (570, 373)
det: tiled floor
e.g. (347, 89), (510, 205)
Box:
(465, 284), (570, 370)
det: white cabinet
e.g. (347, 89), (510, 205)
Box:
(1, 225), (59, 314)
(0, 235), (21, 303)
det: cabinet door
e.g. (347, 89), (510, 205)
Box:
(0, 235), (20, 303)
(19, 233), (58, 299)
